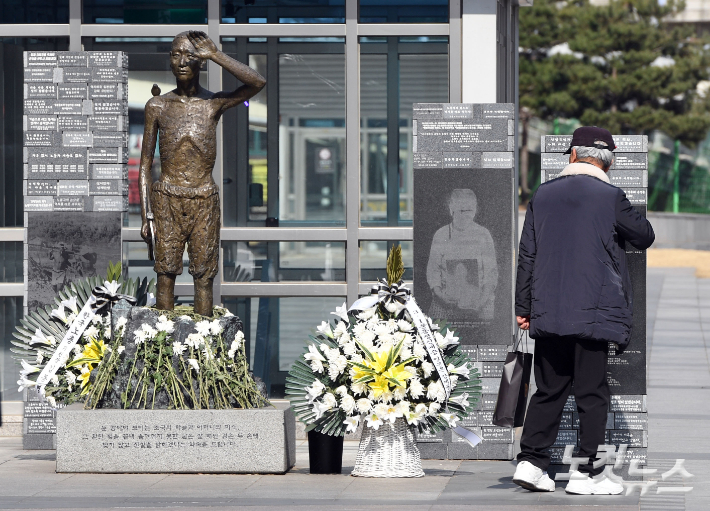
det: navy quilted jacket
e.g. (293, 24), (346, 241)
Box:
(515, 163), (655, 349)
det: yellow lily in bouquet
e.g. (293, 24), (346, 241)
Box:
(351, 339), (416, 399)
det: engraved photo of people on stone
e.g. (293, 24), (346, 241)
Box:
(426, 189), (498, 321)
(414, 168), (512, 345)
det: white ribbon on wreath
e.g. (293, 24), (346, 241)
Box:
(349, 279), (482, 448)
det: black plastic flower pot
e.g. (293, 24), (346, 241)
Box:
(307, 429), (344, 474)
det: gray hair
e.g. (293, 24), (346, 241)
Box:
(573, 145), (614, 169)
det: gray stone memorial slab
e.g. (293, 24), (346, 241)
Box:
(481, 394), (498, 411)
(89, 51), (127, 67)
(24, 83), (57, 98)
(542, 135), (572, 153)
(57, 52), (88, 67)
(24, 196), (54, 211)
(89, 115), (126, 131)
(24, 116), (57, 131)
(62, 132), (93, 147)
(541, 152), (568, 170)
(478, 345), (509, 361)
(90, 163), (128, 180)
(24, 131), (61, 147)
(88, 180), (127, 195)
(56, 404), (296, 474)
(54, 196), (86, 212)
(25, 52), (57, 67)
(614, 135), (648, 153)
(88, 147), (128, 163)
(613, 153), (647, 170)
(23, 434), (56, 450)
(24, 68), (54, 82)
(443, 152), (477, 168)
(57, 83), (88, 100)
(478, 411), (494, 426)
(27, 148), (87, 179)
(26, 181), (58, 196)
(415, 429), (447, 443)
(415, 118), (511, 152)
(88, 196), (128, 211)
(89, 83), (125, 100)
(24, 99), (55, 114)
(57, 181), (89, 196)
(482, 152), (514, 168)
(480, 378), (500, 394)
(58, 115), (89, 131)
(622, 188), (647, 205)
(24, 401), (55, 418)
(93, 132), (128, 148)
(93, 100), (128, 116)
(480, 361), (504, 378)
(480, 427), (514, 443)
(91, 67), (128, 83)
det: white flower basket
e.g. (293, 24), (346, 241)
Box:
(351, 417), (425, 478)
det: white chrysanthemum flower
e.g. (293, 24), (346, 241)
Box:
(195, 320), (212, 337)
(412, 343), (427, 359)
(393, 385), (407, 401)
(91, 314), (103, 325)
(366, 317), (380, 331)
(322, 392), (337, 409)
(386, 318), (398, 332)
(72, 344), (82, 356)
(331, 302), (349, 323)
(350, 353), (364, 364)
(185, 333), (205, 348)
(352, 322), (367, 338)
(375, 402), (401, 424)
(343, 415), (359, 433)
(228, 339), (241, 358)
(187, 358), (200, 372)
(357, 329), (376, 345)
(333, 320), (347, 338)
(408, 378), (425, 398)
(427, 380), (446, 402)
(133, 329), (147, 345)
(397, 319), (414, 332)
(399, 347), (412, 361)
(365, 412), (383, 430)
(374, 323), (391, 337)
(338, 332), (351, 345)
(398, 332), (414, 349)
(46, 396), (57, 408)
(328, 355), (348, 381)
(323, 345), (340, 361)
(178, 315), (192, 321)
(141, 324), (158, 339)
(83, 326), (99, 340)
(421, 361), (434, 378)
(395, 400), (411, 416)
(310, 358), (324, 373)
(316, 321), (333, 338)
(117, 346), (125, 354)
(428, 402), (441, 415)
(351, 382), (368, 395)
(357, 306), (377, 320)
(234, 330), (245, 344)
(356, 397), (372, 413)
(342, 341), (357, 357)
(116, 317), (128, 329)
(156, 315), (175, 334)
(448, 362), (470, 378)
(334, 385), (348, 397)
(305, 379), (326, 403)
(35, 351), (44, 364)
(172, 341), (186, 356)
(65, 371), (77, 385)
(210, 319), (222, 335)
(51, 375), (59, 386)
(340, 394), (356, 415)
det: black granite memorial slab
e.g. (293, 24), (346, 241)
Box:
(542, 135), (648, 153)
(24, 132), (61, 147)
(415, 118), (512, 152)
(24, 99), (55, 115)
(480, 427), (514, 443)
(607, 169), (648, 188)
(62, 132), (93, 147)
(609, 429), (647, 448)
(23, 434), (55, 450)
(27, 148), (87, 179)
(413, 168), (514, 345)
(26, 181), (58, 196)
(63, 67), (92, 83)
(477, 442), (514, 460)
(553, 429), (578, 447)
(89, 51), (128, 67)
(89, 179), (127, 195)
(88, 83), (126, 100)
(560, 413), (573, 429)
(92, 132), (128, 148)
(89, 115), (126, 131)
(482, 152), (515, 168)
(478, 345), (508, 361)
(442, 104), (474, 119)
(416, 429), (448, 443)
(615, 413), (648, 430)
(564, 395), (576, 412)
(54, 196), (86, 211)
(91, 67), (128, 83)
(24, 68), (54, 82)
(478, 411), (495, 426)
(480, 378), (501, 394)
(58, 115), (89, 131)
(93, 100), (128, 116)
(481, 394), (498, 411)
(26, 417), (57, 434)
(26, 211), (122, 310)
(621, 188), (647, 205)
(458, 409), (477, 428)
(90, 163), (128, 180)
(88, 147), (128, 163)
(25, 52), (57, 67)
(458, 345), (478, 361)
(541, 135), (572, 153)
(24, 83), (57, 99)
(569, 411), (615, 429)
(480, 361), (504, 378)
(57, 52), (88, 67)
(481, 104), (515, 120)
(418, 443), (448, 459)
(610, 395), (647, 413)
(24, 196), (54, 211)
(613, 153), (648, 170)
(88, 196), (128, 211)
(540, 153), (569, 170)
(443, 152), (478, 168)
(57, 181), (89, 196)
(543, 447), (566, 464)
(24, 115), (57, 131)
(57, 83), (88, 100)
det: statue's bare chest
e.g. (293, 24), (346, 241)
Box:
(158, 99), (218, 142)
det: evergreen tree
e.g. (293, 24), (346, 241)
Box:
(519, 0), (710, 200)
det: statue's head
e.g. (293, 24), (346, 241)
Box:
(170, 32), (204, 82)
(449, 188), (477, 231)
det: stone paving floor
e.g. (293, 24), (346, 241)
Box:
(0, 267), (707, 511)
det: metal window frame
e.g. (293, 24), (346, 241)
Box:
(0, 0), (468, 302)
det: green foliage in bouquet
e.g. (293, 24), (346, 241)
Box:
(11, 266), (155, 407)
(286, 245), (482, 437)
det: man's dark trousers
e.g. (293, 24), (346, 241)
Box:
(517, 336), (610, 476)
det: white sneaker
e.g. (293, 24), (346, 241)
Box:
(512, 461), (556, 492)
(565, 471), (623, 495)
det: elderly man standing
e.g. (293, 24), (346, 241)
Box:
(512, 127), (655, 494)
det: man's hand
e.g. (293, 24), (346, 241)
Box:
(141, 220), (150, 242)
(517, 315), (530, 331)
(187, 31), (218, 60)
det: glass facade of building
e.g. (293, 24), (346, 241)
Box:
(0, 0), (518, 402)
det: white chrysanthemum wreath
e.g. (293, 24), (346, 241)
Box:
(286, 245), (482, 437)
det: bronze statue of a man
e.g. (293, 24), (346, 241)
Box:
(139, 31), (265, 316)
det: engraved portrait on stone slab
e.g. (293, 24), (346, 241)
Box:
(413, 169), (513, 345)
(139, 31), (266, 316)
(426, 189), (498, 321)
